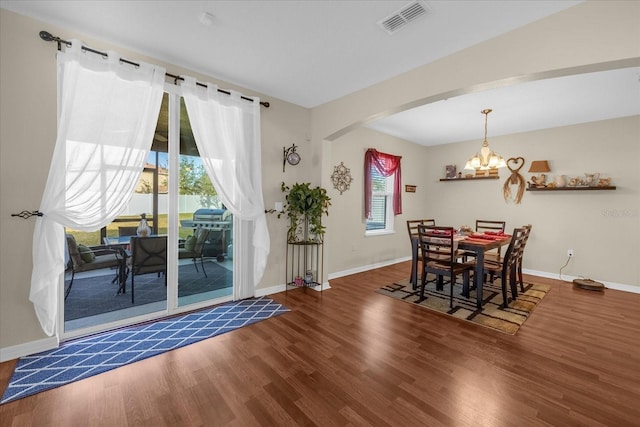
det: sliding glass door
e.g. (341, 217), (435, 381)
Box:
(63, 90), (234, 336)
(176, 98), (233, 307)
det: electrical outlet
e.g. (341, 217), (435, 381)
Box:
(567, 249), (574, 257)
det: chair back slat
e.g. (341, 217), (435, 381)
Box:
(131, 236), (167, 275)
(501, 228), (527, 272)
(476, 220), (506, 233)
(407, 219), (436, 239)
(417, 225), (456, 270)
(515, 224), (532, 265)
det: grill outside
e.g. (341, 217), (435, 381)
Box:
(181, 209), (232, 260)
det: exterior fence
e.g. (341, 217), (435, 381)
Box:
(120, 194), (222, 216)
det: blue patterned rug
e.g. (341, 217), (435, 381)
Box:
(1, 297), (289, 404)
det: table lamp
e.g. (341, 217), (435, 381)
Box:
(528, 160), (551, 188)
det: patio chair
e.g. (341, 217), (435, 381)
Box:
(129, 236), (167, 304)
(179, 228), (210, 277)
(65, 234), (123, 300)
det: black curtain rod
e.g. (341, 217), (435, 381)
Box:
(39, 30), (270, 108)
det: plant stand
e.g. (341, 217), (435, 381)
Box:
(285, 219), (324, 293)
(285, 240), (323, 292)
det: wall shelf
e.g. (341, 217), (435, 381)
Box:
(526, 186), (616, 191)
(439, 176), (499, 182)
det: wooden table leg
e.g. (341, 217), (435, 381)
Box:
(474, 248), (484, 310)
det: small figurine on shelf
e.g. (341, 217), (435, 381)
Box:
(598, 177), (612, 187)
(530, 174), (547, 188)
(445, 165), (457, 179)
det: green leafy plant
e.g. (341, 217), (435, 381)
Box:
(280, 182), (331, 243)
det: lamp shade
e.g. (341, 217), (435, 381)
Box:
(528, 160), (550, 173)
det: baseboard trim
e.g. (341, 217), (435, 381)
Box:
(0, 336), (59, 363)
(328, 256), (411, 280)
(327, 261), (639, 294)
(256, 281), (332, 296)
(255, 283), (286, 297)
(522, 268), (639, 294)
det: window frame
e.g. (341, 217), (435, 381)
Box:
(365, 165), (395, 236)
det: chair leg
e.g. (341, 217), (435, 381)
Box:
(510, 267), (519, 300)
(449, 275), (455, 308)
(192, 257), (200, 273)
(518, 265), (525, 292)
(200, 256), (207, 277)
(501, 274), (509, 308)
(64, 270), (75, 300)
(461, 270), (470, 298)
(419, 269), (429, 302)
(131, 274), (135, 304)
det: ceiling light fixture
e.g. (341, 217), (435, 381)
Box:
(464, 109), (507, 174)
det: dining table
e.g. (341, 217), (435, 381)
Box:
(409, 232), (512, 310)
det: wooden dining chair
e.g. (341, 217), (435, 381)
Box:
(406, 219), (436, 240)
(417, 225), (474, 308)
(407, 219), (436, 285)
(476, 220), (507, 234)
(480, 227), (528, 307)
(516, 224), (533, 292)
(476, 219), (507, 260)
(461, 220), (508, 280)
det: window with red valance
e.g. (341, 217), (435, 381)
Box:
(364, 149), (402, 232)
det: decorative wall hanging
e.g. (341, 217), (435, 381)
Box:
(503, 157), (526, 204)
(405, 185), (416, 193)
(330, 162), (353, 194)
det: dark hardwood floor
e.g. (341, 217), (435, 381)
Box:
(1, 261), (639, 426)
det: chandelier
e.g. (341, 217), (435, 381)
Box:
(464, 109), (506, 171)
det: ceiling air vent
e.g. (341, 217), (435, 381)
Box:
(378, 1), (428, 35)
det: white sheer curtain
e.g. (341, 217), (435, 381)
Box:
(30, 40), (165, 336)
(182, 77), (269, 299)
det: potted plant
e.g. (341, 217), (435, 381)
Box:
(280, 182), (331, 243)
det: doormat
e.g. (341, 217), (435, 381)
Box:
(1, 297), (289, 404)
